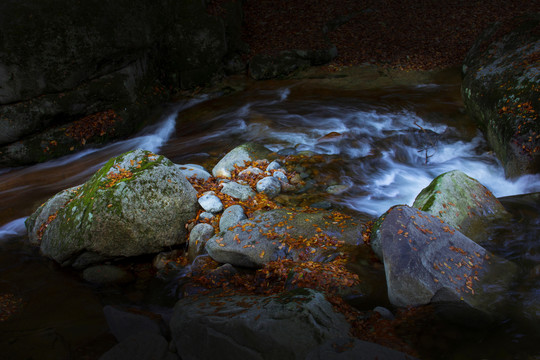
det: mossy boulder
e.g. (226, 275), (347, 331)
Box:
(413, 170), (510, 242)
(462, 14), (540, 177)
(25, 149), (198, 267)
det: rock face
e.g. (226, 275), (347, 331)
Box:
(413, 170), (509, 241)
(370, 205), (517, 314)
(170, 288), (350, 360)
(25, 149), (198, 267)
(206, 208), (363, 268)
(462, 14), (540, 177)
(0, 0), (246, 166)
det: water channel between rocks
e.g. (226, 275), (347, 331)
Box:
(0, 69), (539, 359)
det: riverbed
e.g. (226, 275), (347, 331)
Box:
(1, 67), (539, 359)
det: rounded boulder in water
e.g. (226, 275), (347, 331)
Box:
(26, 149), (198, 267)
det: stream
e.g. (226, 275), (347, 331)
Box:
(0, 71), (539, 359)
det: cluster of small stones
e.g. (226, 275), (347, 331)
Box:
(155, 149), (351, 268)
(187, 159), (294, 261)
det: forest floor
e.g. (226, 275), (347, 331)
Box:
(241, 0), (537, 71)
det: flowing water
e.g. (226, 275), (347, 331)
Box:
(0, 72), (539, 359)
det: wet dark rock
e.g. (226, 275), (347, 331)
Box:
(310, 201), (333, 210)
(153, 249), (185, 271)
(371, 205), (517, 314)
(82, 265), (135, 285)
(306, 337), (418, 360)
(170, 288), (349, 360)
(462, 14), (540, 177)
(103, 305), (169, 342)
(277, 147), (298, 156)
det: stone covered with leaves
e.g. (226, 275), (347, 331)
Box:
(413, 170), (509, 242)
(462, 14), (540, 177)
(170, 288), (350, 360)
(206, 208), (363, 268)
(370, 205), (517, 314)
(25, 149), (198, 267)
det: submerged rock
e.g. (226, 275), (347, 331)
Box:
(82, 265), (134, 285)
(26, 149), (198, 267)
(370, 205), (517, 314)
(413, 170), (509, 242)
(170, 288), (349, 360)
(103, 305), (169, 343)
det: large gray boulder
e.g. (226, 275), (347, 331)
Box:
(25, 149), (198, 267)
(206, 208), (364, 268)
(370, 205), (517, 314)
(462, 14), (540, 177)
(170, 288), (350, 360)
(413, 170), (510, 242)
